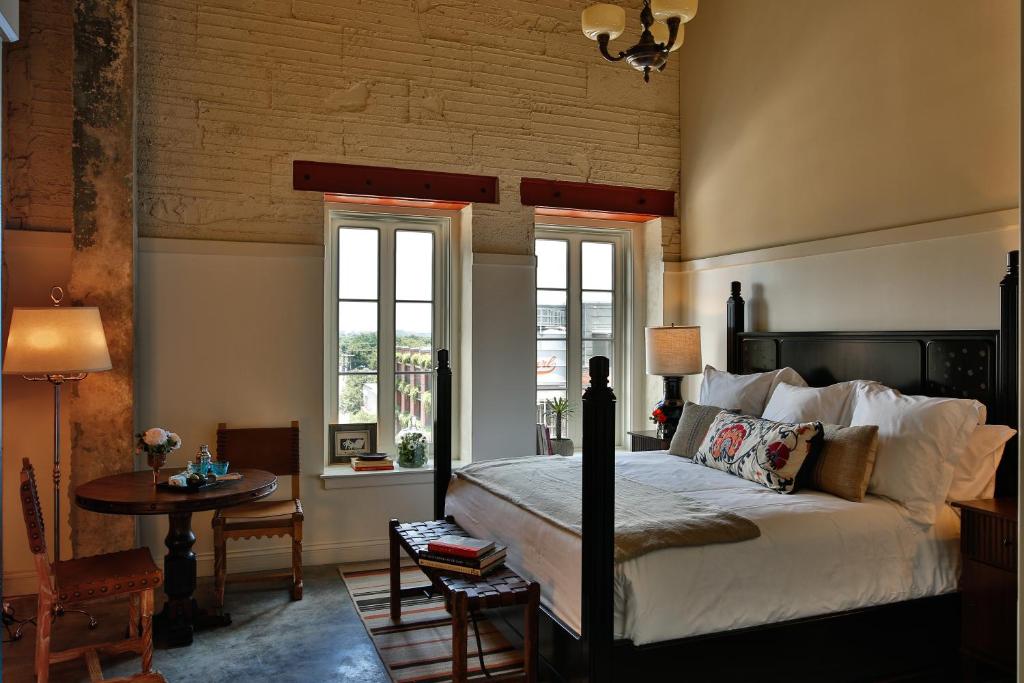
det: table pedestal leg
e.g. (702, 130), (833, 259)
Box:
(156, 511), (232, 647)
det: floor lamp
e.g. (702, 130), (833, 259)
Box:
(3, 287), (112, 628)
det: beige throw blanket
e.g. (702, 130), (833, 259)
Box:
(455, 456), (760, 562)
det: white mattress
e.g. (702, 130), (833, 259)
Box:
(445, 452), (961, 645)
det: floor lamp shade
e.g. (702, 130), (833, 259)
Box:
(3, 307), (112, 375)
(645, 325), (701, 377)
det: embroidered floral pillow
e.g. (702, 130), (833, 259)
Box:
(693, 412), (824, 493)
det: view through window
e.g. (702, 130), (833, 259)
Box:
(536, 229), (626, 444)
(331, 213), (446, 456)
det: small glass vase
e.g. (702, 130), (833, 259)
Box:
(398, 441), (427, 468)
(147, 451), (167, 485)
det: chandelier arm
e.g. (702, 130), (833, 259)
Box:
(662, 17), (682, 52)
(597, 34), (626, 62)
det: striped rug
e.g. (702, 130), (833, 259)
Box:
(340, 565), (526, 682)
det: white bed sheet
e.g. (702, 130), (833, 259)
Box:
(445, 452), (961, 645)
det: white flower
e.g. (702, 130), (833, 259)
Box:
(166, 432), (182, 450)
(143, 427), (168, 447)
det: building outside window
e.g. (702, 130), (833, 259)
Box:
(326, 211), (448, 459)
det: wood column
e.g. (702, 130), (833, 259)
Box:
(68, 0), (136, 557)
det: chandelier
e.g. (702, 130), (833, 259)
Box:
(581, 0), (698, 82)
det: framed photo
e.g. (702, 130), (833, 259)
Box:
(328, 423), (378, 464)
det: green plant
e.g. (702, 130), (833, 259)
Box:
(545, 397), (575, 440)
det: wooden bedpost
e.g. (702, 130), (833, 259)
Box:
(726, 281), (744, 373)
(996, 252), (1019, 497)
(581, 355), (615, 682)
(433, 349), (453, 520)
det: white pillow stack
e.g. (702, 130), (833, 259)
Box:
(698, 365), (807, 417)
(849, 382), (986, 526)
(947, 424), (1017, 501)
(761, 381), (871, 426)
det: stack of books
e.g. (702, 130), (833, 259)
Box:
(419, 535), (507, 577)
(351, 456), (395, 472)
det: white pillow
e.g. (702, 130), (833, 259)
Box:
(947, 424), (1016, 502)
(850, 382), (986, 526)
(762, 381), (868, 426)
(699, 366), (807, 417)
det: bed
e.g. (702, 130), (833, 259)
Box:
(429, 250), (1020, 682)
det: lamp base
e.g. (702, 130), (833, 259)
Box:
(660, 376), (685, 441)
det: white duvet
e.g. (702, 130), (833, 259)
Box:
(445, 452), (960, 645)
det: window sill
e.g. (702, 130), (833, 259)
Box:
(320, 460), (463, 490)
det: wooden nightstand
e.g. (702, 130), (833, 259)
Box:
(627, 430), (670, 452)
(952, 498), (1017, 674)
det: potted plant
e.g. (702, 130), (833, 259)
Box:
(546, 397), (575, 456)
(397, 428), (428, 468)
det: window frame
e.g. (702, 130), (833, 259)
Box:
(535, 225), (631, 446)
(324, 210), (450, 466)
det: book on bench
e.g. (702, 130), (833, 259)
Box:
(419, 546), (507, 577)
(426, 535), (495, 559)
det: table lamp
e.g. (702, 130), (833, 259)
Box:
(645, 325), (701, 440)
(4, 287), (112, 565)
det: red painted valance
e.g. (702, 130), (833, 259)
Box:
(520, 177), (675, 218)
(293, 161), (499, 204)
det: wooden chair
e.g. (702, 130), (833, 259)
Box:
(19, 459), (164, 683)
(212, 421), (303, 606)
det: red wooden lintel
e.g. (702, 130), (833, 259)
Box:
(520, 177), (676, 218)
(293, 161), (498, 204)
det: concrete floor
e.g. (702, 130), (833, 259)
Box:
(2, 565), (390, 683)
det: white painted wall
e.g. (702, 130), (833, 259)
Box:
(133, 238), (434, 576)
(678, 210), (1020, 401)
(469, 253), (537, 462)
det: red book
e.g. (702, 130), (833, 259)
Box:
(427, 535), (495, 559)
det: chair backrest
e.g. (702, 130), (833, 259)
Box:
(216, 421), (300, 499)
(20, 458), (53, 588)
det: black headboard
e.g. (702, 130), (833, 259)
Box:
(726, 250), (1019, 497)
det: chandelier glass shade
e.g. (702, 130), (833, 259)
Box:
(581, 0), (698, 82)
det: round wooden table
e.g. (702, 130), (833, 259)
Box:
(75, 468), (277, 647)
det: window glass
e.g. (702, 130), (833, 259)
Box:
(581, 241), (613, 291)
(536, 239), (568, 289)
(338, 228), (378, 299)
(395, 231), (434, 302)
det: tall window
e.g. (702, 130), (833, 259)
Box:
(536, 228), (628, 443)
(327, 212), (447, 459)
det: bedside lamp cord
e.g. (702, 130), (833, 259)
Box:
(469, 608), (491, 678)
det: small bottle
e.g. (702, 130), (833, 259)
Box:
(196, 445), (213, 476)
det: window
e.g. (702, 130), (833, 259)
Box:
(326, 211), (448, 462)
(535, 227), (628, 444)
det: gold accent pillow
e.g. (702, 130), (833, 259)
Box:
(802, 424), (880, 502)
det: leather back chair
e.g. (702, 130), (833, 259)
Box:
(20, 458), (163, 682)
(212, 421), (303, 604)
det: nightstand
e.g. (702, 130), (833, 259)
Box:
(952, 498), (1017, 674)
(627, 430), (670, 452)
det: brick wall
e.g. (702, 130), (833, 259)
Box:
(136, 0), (682, 258)
(3, 0), (73, 232)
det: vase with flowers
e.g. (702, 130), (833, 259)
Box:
(397, 428), (428, 468)
(136, 427), (182, 485)
(650, 402), (669, 439)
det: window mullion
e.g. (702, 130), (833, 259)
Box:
(567, 236), (584, 444)
(379, 227), (397, 453)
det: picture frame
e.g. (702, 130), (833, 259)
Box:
(328, 423), (378, 464)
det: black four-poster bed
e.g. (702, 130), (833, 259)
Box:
(428, 250), (1020, 682)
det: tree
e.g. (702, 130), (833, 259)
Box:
(340, 375), (374, 417)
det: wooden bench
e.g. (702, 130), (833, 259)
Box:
(389, 518), (539, 683)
